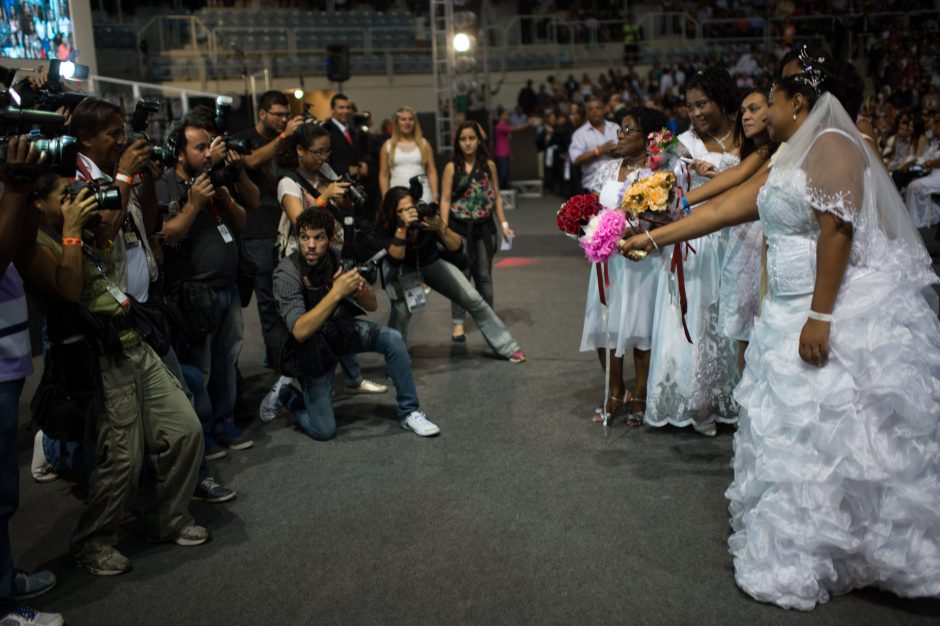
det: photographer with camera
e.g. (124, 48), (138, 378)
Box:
(0, 137), (65, 625)
(232, 91), (304, 341)
(272, 206), (440, 440)
(156, 119), (251, 454)
(379, 186), (526, 363)
(259, 121), (387, 424)
(68, 97), (160, 305)
(17, 167), (208, 577)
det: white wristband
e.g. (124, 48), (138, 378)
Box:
(501, 221), (509, 230)
(807, 310), (833, 322)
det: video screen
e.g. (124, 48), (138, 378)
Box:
(0, 0), (73, 60)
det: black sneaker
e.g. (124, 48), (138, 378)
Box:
(192, 477), (237, 503)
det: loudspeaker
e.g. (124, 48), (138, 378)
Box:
(325, 44), (351, 83)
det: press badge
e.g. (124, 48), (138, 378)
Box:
(402, 272), (427, 312)
(105, 284), (130, 308)
(218, 224), (234, 243)
(123, 230), (140, 247)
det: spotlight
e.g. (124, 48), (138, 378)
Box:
(294, 89), (304, 100)
(453, 33), (471, 53)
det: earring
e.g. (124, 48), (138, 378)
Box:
(792, 111), (798, 121)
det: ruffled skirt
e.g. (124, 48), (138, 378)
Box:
(727, 270), (940, 610)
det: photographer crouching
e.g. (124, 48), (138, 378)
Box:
(272, 207), (440, 440)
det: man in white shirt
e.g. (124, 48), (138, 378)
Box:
(568, 97), (619, 193)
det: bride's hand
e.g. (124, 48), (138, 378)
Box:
(798, 319), (830, 367)
(618, 234), (652, 260)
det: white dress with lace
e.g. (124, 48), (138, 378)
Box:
(726, 135), (940, 610)
(580, 159), (661, 354)
(643, 132), (741, 428)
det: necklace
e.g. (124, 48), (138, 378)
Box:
(702, 125), (733, 152)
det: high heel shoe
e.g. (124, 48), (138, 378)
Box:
(592, 392), (630, 423)
(625, 396), (645, 427)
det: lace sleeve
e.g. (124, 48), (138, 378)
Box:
(803, 130), (866, 224)
(588, 159), (621, 194)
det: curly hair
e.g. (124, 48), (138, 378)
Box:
(295, 205), (335, 240)
(686, 66), (739, 116)
(276, 121), (330, 169)
(624, 106), (669, 138)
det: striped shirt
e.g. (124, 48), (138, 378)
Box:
(0, 266), (33, 382)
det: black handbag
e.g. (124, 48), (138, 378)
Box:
(30, 337), (100, 442)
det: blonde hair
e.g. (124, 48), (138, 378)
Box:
(389, 106), (430, 169)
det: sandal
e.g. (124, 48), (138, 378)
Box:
(625, 396), (645, 427)
(592, 392), (630, 423)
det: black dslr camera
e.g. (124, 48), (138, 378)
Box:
(339, 216), (383, 283)
(214, 96), (251, 155)
(67, 179), (122, 212)
(408, 175), (438, 223)
(336, 172), (368, 208)
(129, 99), (175, 166)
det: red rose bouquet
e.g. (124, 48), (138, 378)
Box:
(556, 193), (602, 239)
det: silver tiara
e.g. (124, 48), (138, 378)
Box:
(796, 46), (826, 94)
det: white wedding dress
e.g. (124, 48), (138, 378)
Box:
(643, 132), (740, 428)
(726, 101), (940, 610)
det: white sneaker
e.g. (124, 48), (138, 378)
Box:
(259, 376), (292, 423)
(346, 379), (388, 395)
(692, 421), (717, 437)
(30, 431), (57, 483)
(401, 411), (440, 437)
(0, 606), (65, 626)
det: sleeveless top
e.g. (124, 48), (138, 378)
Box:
(35, 228), (138, 346)
(388, 142), (432, 203)
(449, 162), (495, 222)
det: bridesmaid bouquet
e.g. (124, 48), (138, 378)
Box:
(646, 128), (680, 170)
(619, 128), (688, 233)
(556, 193), (602, 238)
(579, 209), (627, 263)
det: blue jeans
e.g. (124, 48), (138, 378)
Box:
(387, 259), (520, 358)
(297, 321), (418, 441)
(242, 238), (279, 337)
(494, 155), (510, 189)
(179, 284), (243, 433)
(0, 379), (23, 613)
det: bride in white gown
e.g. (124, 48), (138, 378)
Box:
(621, 65), (940, 610)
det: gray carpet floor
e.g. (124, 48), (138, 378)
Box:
(11, 196), (940, 625)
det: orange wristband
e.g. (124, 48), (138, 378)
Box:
(315, 196), (327, 207)
(594, 147), (600, 157)
(62, 237), (83, 247)
(115, 172), (134, 185)
(279, 131), (287, 139)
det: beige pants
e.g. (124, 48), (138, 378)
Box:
(71, 341), (203, 560)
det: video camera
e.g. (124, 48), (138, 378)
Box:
(408, 175), (438, 223)
(213, 96), (250, 155)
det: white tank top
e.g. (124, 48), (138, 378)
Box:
(387, 141), (432, 203)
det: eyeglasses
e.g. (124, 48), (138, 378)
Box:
(617, 127), (639, 137)
(305, 148), (331, 158)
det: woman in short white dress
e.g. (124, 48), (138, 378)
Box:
(580, 107), (669, 422)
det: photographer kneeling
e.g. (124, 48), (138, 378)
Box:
(272, 207), (439, 440)
(18, 172), (207, 576)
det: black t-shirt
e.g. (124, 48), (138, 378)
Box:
(232, 127), (281, 240)
(155, 169), (239, 290)
(383, 230), (440, 269)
